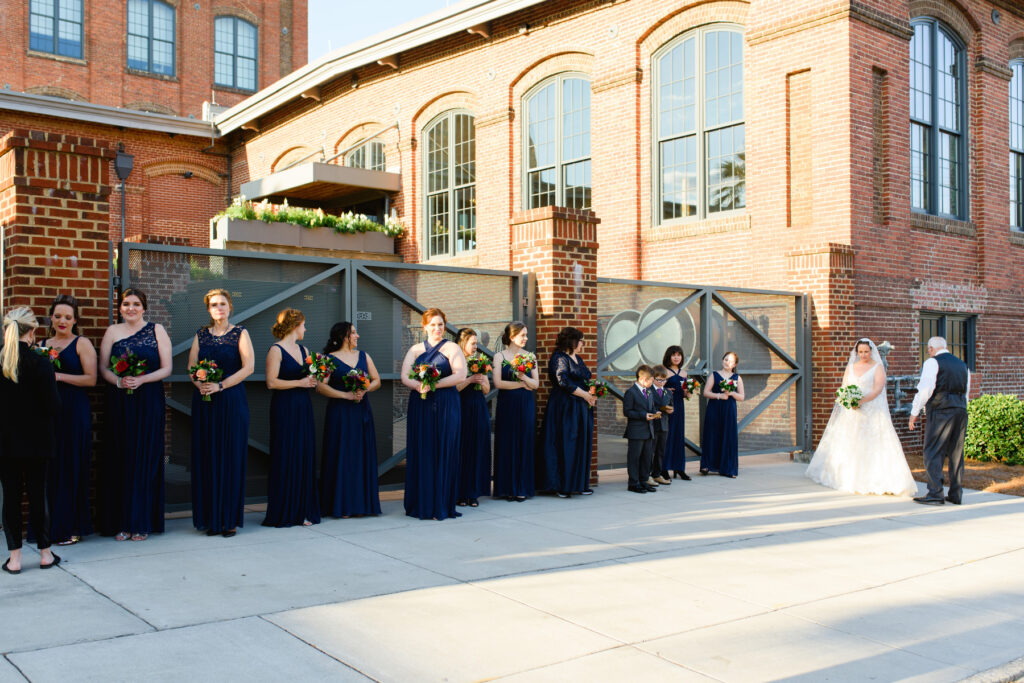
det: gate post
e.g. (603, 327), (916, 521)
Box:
(509, 207), (600, 485)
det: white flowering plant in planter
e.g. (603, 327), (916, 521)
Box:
(216, 197), (405, 237)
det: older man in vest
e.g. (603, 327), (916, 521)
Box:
(909, 336), (970, 505)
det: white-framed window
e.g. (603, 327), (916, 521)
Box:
(425, 111), (476, 258)
(1010, 60), (1024, 230)
(523, 74), (591, 210)
(214, 16), (257, 91)
(653, 25), (745, 223)
(127, 0), (175, 76)
(29, 0), (83, 58)
(346, 141), (386, 171)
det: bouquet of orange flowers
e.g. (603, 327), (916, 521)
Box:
(305, 352), (336, 382)
(585, 379), (608, 398)
(338, 368), (371, 396)
(502, 352), (536, 376)
(33, 346), (62, 370)
(110, 351), (147, 395)
(465, 353), (492, 391)
(409, 363), (441, 399)
(684, 376), (702, 399)
(189, 359), (224, 402)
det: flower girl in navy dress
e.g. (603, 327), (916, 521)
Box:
(262, 308), (321, 528)
(400, 308), (467, 520)
(492, 321), (539, 502)
(188, 289), (254, 537)
(99, 289), (172, 541)
(319, 321), (382, 518)
(455, 328), (491, 508)
(43, 295), (97, 545)
(662, 345), (692, 481)
(700, 351), (744, 478)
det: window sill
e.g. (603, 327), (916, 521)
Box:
(910, 212), (976, 237)
(1010, 230), (1024, 247)
(126, 68), (178, 83)
(644, 212), (750, 242)
(26, 49), (86, 65)
(213, 84), (257, 97)
(422, 251), (479, 267)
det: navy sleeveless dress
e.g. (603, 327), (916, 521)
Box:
(663, 369), (688, 474)
(321, 350), (381, 517)
(190, 326), (250, 533)
(493, 359), (536, 499)
(49, 337), (94, 542)
(404, 340), (461, 520)
(700, 371), (739, 477)
(102, 322), (165, 536)
(457, 374), (491, 502)
(537, 352), (593, 494)
(263, 344), (321, 527)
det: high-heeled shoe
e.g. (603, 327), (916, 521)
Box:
(674, 470), (692, 481)
(699, 468), (709, 476)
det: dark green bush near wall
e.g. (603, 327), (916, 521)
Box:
(965, 394), (1024, 466)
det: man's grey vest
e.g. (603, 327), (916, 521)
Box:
(926, 352), (968, 411)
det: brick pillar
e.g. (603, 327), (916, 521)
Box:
(509, 206), (600, 484)
(787, 243), (854, 452)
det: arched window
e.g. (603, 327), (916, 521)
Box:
(424, 111), (476, 258)
(215, 16), (257, 91)
(654, 26), (745, 223)
(29, 0), (83, 58)
(1011, 60), (1024, 230)
(910, 19), (967, 218)
(523, 74), (591, 210)
(127, 0), (175, 76)
(346, 141), (386, 171)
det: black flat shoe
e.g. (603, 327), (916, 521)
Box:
(515, 496), (527, 502)
(944, 496), (961, 505)
(580, 488), (594, 495)
(699, 469), (709, 476)
(913, 496), (944, 506)
(2, 559), (20, 575)
(555, 492), (569, 498)
(222, 529), (237, 538)
(628, 485), (647, 494)
(40, 553), (61, 569)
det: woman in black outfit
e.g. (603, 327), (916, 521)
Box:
(0, 307), (62, 573)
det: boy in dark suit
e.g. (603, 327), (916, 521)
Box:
(622, 365), (661, 493)
(649, 365), (673, 486)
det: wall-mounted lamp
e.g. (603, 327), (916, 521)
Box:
(517, 23), (530, 35)
(182, 170), (193, 179)
(350, 73), (359, 89)
(114, 151), (134, 182)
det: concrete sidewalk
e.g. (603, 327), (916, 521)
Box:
(2, 454), (1023, 682)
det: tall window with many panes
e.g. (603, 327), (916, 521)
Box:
(523, 74), (591, 210)
(1011, 61), (1024, 230)
(214, 17), (257, 92)
(127, 0), (175, 76)
(30, 0), (83, 58)
(346, 141), (386, 171)
(910, 19), (967, 218)
(654, 26), (745, 222)
(425, 112), (476, 258)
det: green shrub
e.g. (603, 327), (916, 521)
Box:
(965, 394), (1024, 466)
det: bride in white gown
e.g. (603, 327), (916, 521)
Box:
(806, 338), (918, 496)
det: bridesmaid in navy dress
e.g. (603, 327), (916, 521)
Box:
(318, 321), (382, 518)
(537, 327), (597, 498)
(700, 351), (745, 478)
(44, 295), (97, 544)
(188, 289), (254, 537)
(99, 288), (172, 541)
(455, 328), (491, 508)
(492, 321), (539, 502)
(400, 308), (467, 520)
(662, 345), (692, 481)
(262, 308), (321, 528)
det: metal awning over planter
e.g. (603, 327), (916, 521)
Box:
(239, 162), (401, 206)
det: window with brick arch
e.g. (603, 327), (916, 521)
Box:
(1011, 61), (1024, 231)
(523, 74), (591, 210)
(29, 0), (83, 59)
(214, 17), (257, 92)
(346, 141), (386, 172)
(653, 25), (745, 223)
(424, 111), (476, 258)
(910, 19), (967, 219)
(127, 0), (175, 76)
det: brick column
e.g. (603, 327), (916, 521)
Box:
(509, 206), (600, 484)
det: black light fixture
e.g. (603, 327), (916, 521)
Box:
(182, 170), (193, 179)
(114, 150), (134, 181)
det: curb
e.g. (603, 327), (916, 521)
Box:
(961, 655), (1024, 683)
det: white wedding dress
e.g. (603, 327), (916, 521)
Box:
(805, 342), (918, 497)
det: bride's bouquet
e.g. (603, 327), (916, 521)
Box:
(835, 384), (864, 409)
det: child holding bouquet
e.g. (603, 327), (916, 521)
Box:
(492, 321), (539, 502)
(700, 351), (744, 478)
(455, 328), (492, 507)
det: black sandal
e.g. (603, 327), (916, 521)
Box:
(468, 499), (479, 507)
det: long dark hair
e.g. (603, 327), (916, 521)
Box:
(662, 345), (684, 369)
(555, 326), (583, 353)
(49, 294), (81, 336)
(323, 321), (354, 354)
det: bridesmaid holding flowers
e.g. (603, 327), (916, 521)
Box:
(700, 351), (744, 478)
(318, 321), (382, 518)
(188, 289), (254, 537)
(262, 309), (321, 528)
(492, 321), (539, 502)
(662, 345), (693, 481)
(455, 328), (491, 508)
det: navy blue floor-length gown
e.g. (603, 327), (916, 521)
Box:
(49, 337), (94, 542)
(263, 344), (321, 527)
(321, 350), (381, 517)
(404, 340), (461, 520)
(663, 370), (688, 473)
(493, 362), (535, 499)
(191, 326), (250, 532)
(700, 371), (739, 477)
(457, 380), (491, 502)
(537, 352), (593, 494)
(102, 322), (165, 536)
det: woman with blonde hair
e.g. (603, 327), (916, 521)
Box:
(455, 327), (491, 507)
(0, 307), (62, 573)
(187, 288), (254, 538)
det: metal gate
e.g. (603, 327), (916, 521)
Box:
(595, 278), (810, 468)
(117, 242), (525, 509)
